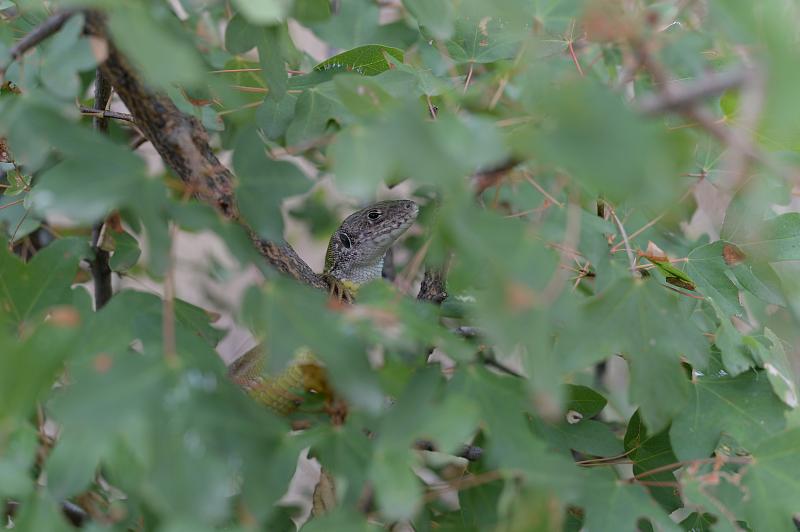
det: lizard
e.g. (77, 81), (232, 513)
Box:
(227, 199), (419, 415)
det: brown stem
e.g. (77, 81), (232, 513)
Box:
(89, 69), (113, 310)
(81, 11), (326, 290)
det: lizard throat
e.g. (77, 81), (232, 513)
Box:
(330, 258), (384, 288)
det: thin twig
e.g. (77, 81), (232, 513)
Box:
(79, 106), (135, 124)
(423, 470), (504, 503)
(609, 186), (695, 254)
(523, 172), (564, 208)
(542, 192), (582, 303)
(607, 204), (639, 278)
(637, 68), (750, 115)
(463, 63), (474, 94)
(89, 69), (113, 310)
(162, 223), (178, 363)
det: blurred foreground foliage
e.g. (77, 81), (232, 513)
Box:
(2, 0), (800, 530)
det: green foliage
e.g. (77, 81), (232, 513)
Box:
(1, 0), (800, 530)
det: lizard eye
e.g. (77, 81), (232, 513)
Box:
(339, 232), (352, 249)
(367, 210), (382, 220)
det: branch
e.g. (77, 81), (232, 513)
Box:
(636, 68), (750, 115)
(79, 106), (135, 124)
(0, 10), (78, 78)
(89, 69), (113, 310)
(607, 204), (639, 278)
(417, 266), (448, 303)
(81, 12), (326, 290)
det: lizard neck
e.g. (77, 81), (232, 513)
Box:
(324, 257), (385, 291)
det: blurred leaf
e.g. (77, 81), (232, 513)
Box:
(404, 0), (454, 40)
(39, 14), (97, 99)
(302, 508), (379, 531)
(108, 5), (205, 87)
(108, 230), (141, 272)
(310, 0), (416, 49)
(233, 126), (311, 240)
(0, 194), (40, 240)
(445, 14), (526, 64)
(525, 79), (689, 206)
(11, 493), (72, 532)
(232, 0), (291, 25)
(257, 92), (297, 140)
(538, 418), (623, 458)
(285, 82), (344, 146)
(258, 26), (287, 97)
(292, 0), (330, 24)
(224, 13), (262, 54)
(0, 422), (38, 499)
(370, 446), (421, 521)
(734, 213), (800, 262)
(0, 322), (77, 422)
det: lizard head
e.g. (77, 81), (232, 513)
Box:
(324, 199), (419, 286)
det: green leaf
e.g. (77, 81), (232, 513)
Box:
(0, 237), (89, 327)
(313, 44), (404, 77)
(224, 13), (262, 54)
(108, 230), (142, 273)
(232, 0), (291, 25)
(557, 279), (706, 432)
(0, 322), (78, 422)
(257, 93), (297, 140)
(0, 422), (38, 499)
(679, 512), (717, 531)
(624, 411), (682, 513)
(578, 468), (679, 532)
(685, 242), (744, 318)
(370, 447), (421, 521)
(404, 0), (454, 40)
(292, 0), (331, 24)
(739, 428), (800, 531)
(445, 15), (525, 64)
(538, 418), (623, 458)
(735, 213), (800, 261)
(285, 82), (344, 146)
(565, 385), (607, 418)
(0, 194), (40, 240)
(108, 5), (205, 87)
(525, 79), (689, 206)
(258, 26), (287, 97)
(747, 328), (799, 408)
(669, 369), (787, 461)
(233, 127), (311, 240)
(709, 300), (756, 376)
(39, 14), (97, 99)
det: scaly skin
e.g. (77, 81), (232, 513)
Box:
(228, 200), (419, 414)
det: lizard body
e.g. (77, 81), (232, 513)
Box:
(228, 200), (419, 414)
